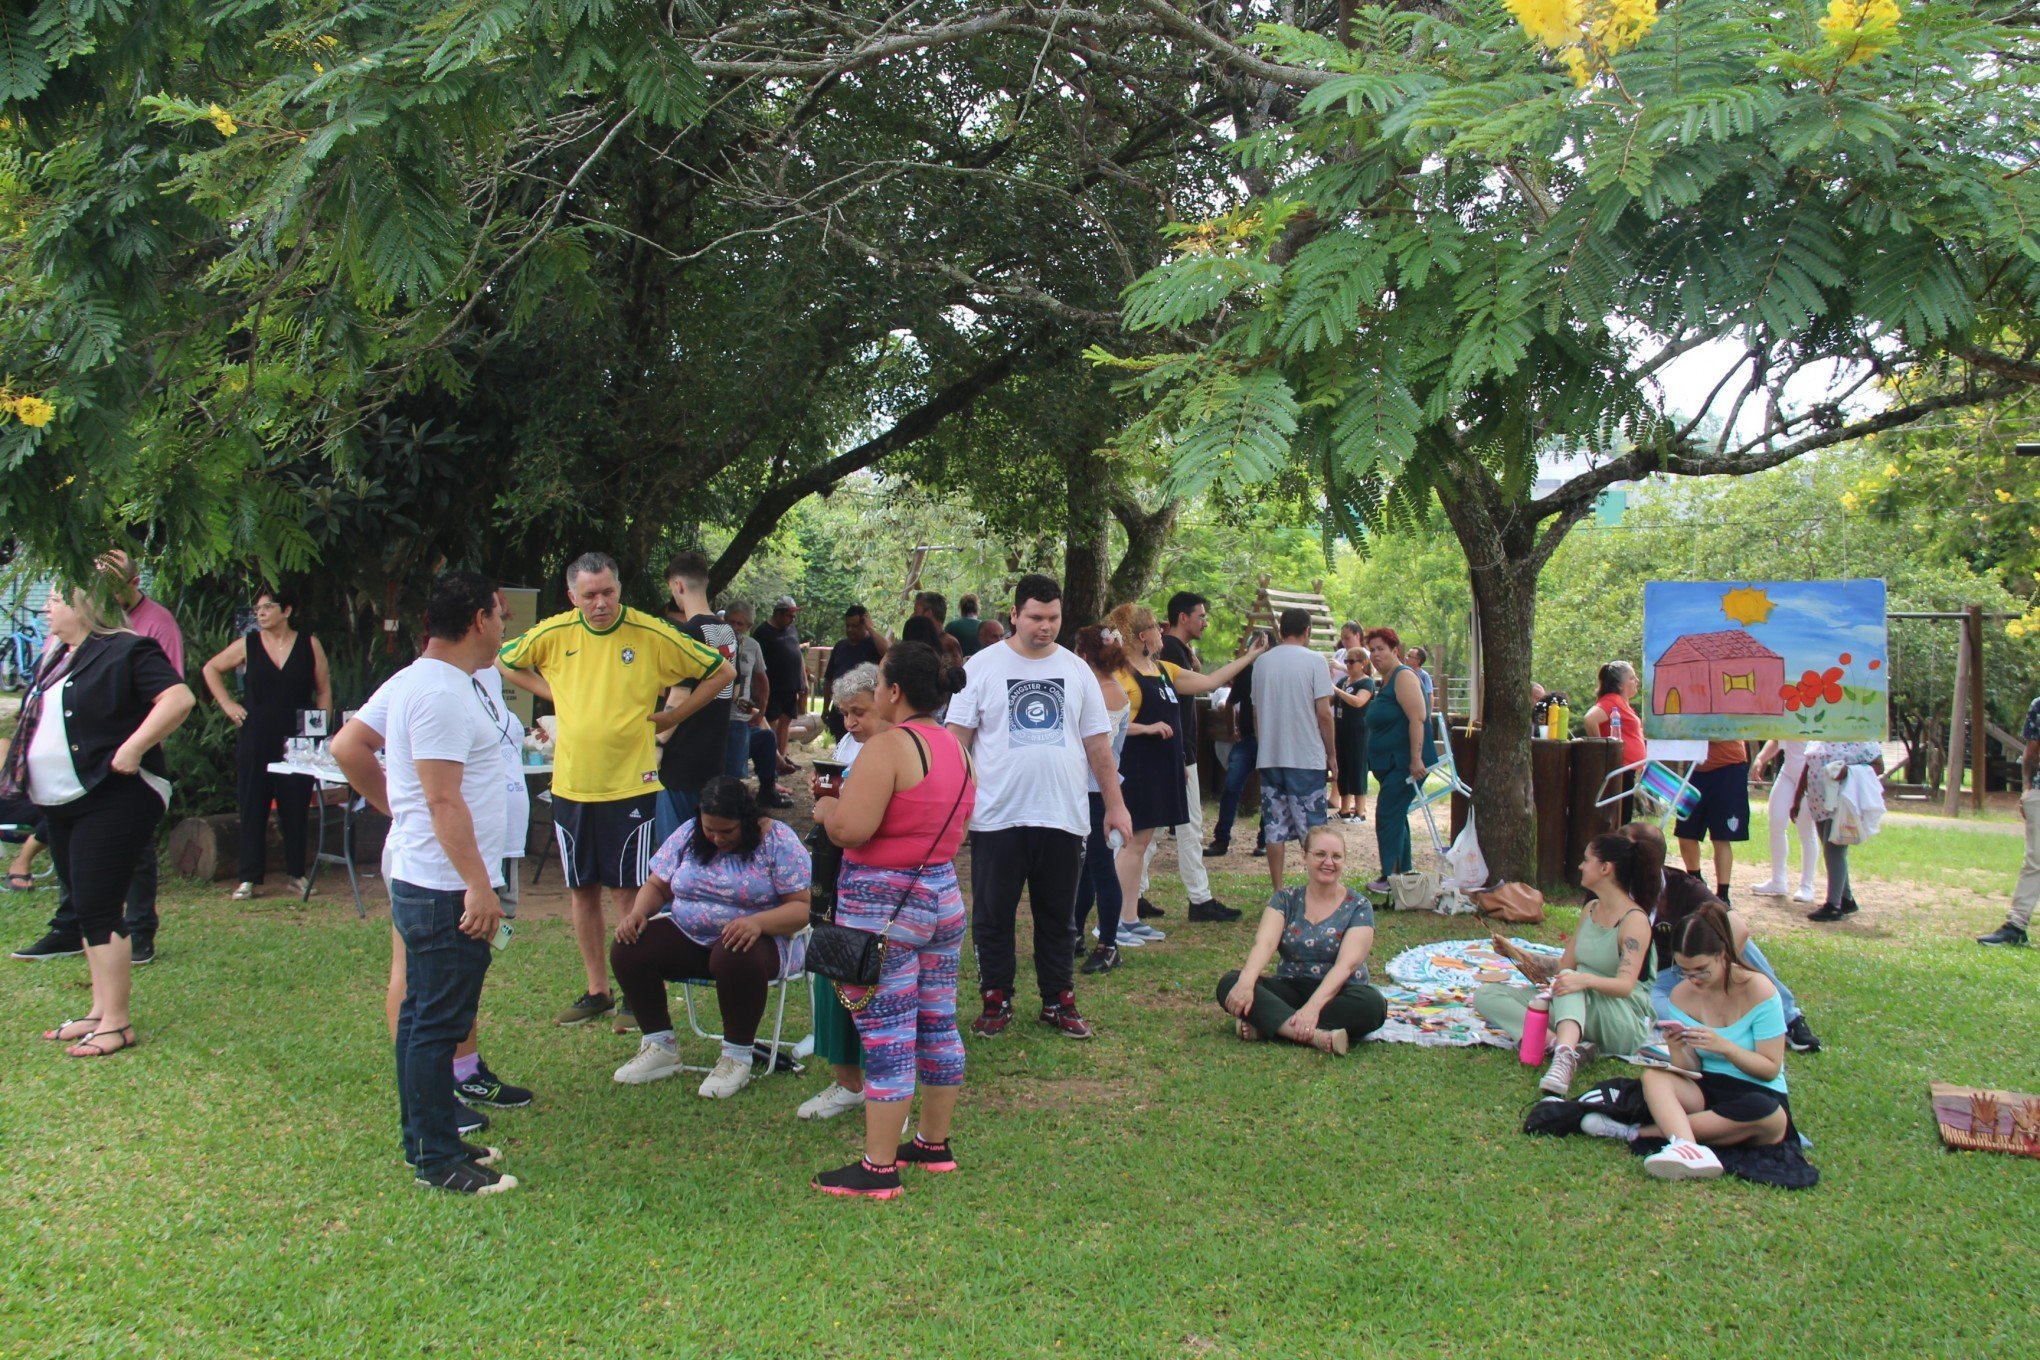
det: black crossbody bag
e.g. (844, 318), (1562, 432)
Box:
(806, 730), (969, 1007)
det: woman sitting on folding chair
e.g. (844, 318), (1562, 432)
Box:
(1360, 627), (1435, 894)
(610, 777), (812, 1100)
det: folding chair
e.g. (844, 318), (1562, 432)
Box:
(677, 928), (812, 1075)
(1595, 738), (1706, 829)
(0, 820), (56, 887)
(1412, 711), (1473, 855)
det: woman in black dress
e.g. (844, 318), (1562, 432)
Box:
(1104, 603), (1264, 944)
(200, 587), (332, 899)
(1333, 650), (1375, 822)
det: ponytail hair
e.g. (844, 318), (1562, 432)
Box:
(1586, 831), (1659, 916)
(882, 640), (966, 712)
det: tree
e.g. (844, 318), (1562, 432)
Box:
(1103, 0), (2040, 878)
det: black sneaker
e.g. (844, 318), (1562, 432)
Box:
(1978, 922), (2030, 946)
(11, 931), (83, 961)
(894, 1136), (958, 1173)
(456, 1059), (533, 1109)
(1785, 1015), (1822, 1053)
(456, 1105), (490, 1137)
(1080, 945), (1122, 975)
(407, 1140), (502, 1169)
(1203, 838), (1229, 859)
(128, 937), (156, 966)
(1136, 897), (1164, 920)
(1809, 902), (1847, 922)
(554, 991), (614, 1026)
(1187, 898), (1242, 923)
(414, 1159), (517, 1195)
(1840, 894), (1860, 916)
(811, 1157), (902, 1200)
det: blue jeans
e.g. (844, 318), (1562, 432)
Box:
(654, 785), (700, 849)
(1212, 736), (1258, 847)
(391, 879), (494, 1173)
(1651, 940), (1801, 1022)
(1071, 791), (1123, 947)
(724, 721), (751, 780)
(1372, 768), (1416, 877)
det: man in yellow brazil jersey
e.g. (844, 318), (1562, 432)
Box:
(498, 552), (733, 1025)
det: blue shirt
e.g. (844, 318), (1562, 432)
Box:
(1669, 991), (1788, 1093)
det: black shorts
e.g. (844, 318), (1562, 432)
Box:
(551, 794), (656, 890)
(1675, 763), (1751, 843)
(764, 689), (804, 722)
(1697, 1071), (1787, 1125)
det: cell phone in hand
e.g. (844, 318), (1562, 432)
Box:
(491, 921), (514, 952)
(1655, 1019), (1686, 1037)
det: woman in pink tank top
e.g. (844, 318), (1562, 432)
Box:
(810, 641), (976, 1200)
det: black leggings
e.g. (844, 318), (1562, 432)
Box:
(609, 915), (781, 1044)
(43, 775), (164, 947)
(236, 738), (310, 881)
(1215, 971), (1387, 1041)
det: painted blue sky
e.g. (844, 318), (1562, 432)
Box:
(1643, 579), (1888, 682)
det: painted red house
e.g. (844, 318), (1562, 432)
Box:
(1651, 630), (1786, 718)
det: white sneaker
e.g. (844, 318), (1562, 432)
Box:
(286, 876), (311, 897)
(697, 1055), (753, 1099)
(1748, 880), (1788, 897)
(1644, 1137), (1724, 1181)
(1581, 1113), (1640, 1141)
(613, 1039), (682, 1085)
(1091, 926), (1144, 947)
(1791, 885), (1817, 903)
(230, 882), (256, 901)
(1125, 922), (1167, 943)
(797, 1082), (867, 1121)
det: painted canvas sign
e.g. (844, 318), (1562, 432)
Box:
(1641, 580), (1888, 741)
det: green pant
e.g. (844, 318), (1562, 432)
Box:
(1471, 981), (1654, 1054)
(1216, 971), (1388, 1041)
(1372, 768), (1416, 877)
(811, 975), (864, 1069)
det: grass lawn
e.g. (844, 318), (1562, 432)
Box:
(3, 847), (2038, 1358)
(1744, 808), (2026, 895)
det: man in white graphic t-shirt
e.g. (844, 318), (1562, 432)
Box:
(948, 573), (1131, 1041)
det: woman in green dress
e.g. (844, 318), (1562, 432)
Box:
(1473, 831), (1656, 1096)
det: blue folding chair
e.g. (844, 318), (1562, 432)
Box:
(1596, 739), (1705, 829)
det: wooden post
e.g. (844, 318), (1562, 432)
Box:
(1943, 622), (1970, 817)
(1968, 604), (1986, 811)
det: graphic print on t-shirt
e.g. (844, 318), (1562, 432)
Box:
(1007, 678), (1066, 745)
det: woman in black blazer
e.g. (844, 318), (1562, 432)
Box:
(0, 585), (194, 1056)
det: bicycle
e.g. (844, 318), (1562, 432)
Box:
(0, 607), (42, 692)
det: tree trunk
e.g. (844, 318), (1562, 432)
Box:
(1106, 494), (1180, 606)
(1062, 467), (1112, 641)
(1464, 552), (1542, 883)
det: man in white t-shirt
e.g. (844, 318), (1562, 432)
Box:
(332, 571), (516, 1196)
(948, 574), (1132, 1040)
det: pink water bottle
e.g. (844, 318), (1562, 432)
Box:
(1518, 992), (1551, 1065)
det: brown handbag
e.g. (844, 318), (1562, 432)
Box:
(1473, 882), (1546, 925)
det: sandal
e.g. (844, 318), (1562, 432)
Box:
(1312, 1027), (1351, 1057)
(66, 1024), (136, 1058)
(42, 1016), (99, 1042)
(5, 872), (36, 891)
(1235, 1018), (1262, 1042)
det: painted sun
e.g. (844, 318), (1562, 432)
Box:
(1720, 586), (1774, 627)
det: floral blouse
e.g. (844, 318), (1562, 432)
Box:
(1270, 885), (1375, 992)
(1804, 740), (1881, 822)
(650, 817), (811, 975)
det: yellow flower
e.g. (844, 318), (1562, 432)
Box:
(207, 102), (238, 137)
(1561, 47), (1593, 87)
(11, 394), (56, 427)
(1504, 0), (1584, 50)
(1591, 0), (1658, 53)
(1995, 488), (2014, 503)
(1819, 0), (1901, 64)
(1840, 490), (1861, 512)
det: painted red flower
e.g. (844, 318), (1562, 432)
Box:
(1868, 659), (1881, 671)
(1823, 683), (1843, 703)
(1839, 652), (1852, 664)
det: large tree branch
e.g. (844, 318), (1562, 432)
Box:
(707, 331), (1052, 592)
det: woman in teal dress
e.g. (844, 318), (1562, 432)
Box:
(1360, 626), (1434, 892)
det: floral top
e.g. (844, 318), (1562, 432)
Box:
(1270, 885), (1375, 992)
(1805, 740), (1881, 822)
(650, 817), (812, 975)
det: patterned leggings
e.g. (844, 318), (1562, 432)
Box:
(836, 859), (966, 1103)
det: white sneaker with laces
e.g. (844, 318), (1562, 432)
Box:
(1748, 880), (1788, 897)
(797, 1082), (867, 1121)
(230, 882), (256, 901)
(1580, 1113), (1640, 1141)
(613, 1039), (683, 1085)
(697, 1055), (754, 1099)
(1791, 885), (1817, 903)
(1644, 1137), (1724, 1180)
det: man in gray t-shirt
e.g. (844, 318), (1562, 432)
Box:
(1252, 608), (1337, 890)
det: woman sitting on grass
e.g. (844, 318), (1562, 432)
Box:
(1473, 832), (1655, 1096)
(1577, 902), (1792, 1182)
(1216, 825), (1386, 1054)
(610, 777), (812, 1100)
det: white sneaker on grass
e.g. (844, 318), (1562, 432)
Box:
(613, 1039), (682, 1085)
(698, 1055), (753, 1099)
(1644, 1137), (1724, 1180)
(1748, 880), (1788, 897)
(1581, 1114), (1640, 1141)
(797, 1082), (867, 1121)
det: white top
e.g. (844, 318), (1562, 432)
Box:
(947, 642), (1112, 838)
(26, 679), (85, 807)
(1087, 702), (1130, 794)
(358, 659), (506, 892)
(1775, 739), (1809, 782)
(835, 733), (863, 770)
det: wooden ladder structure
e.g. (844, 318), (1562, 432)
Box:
(1248, 577), (1338, 651)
